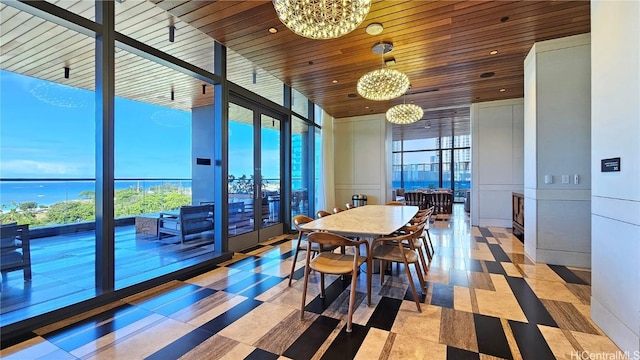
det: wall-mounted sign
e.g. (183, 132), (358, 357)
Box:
(601, 157), (621, 172)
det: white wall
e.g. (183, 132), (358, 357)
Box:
(590, 0), (640, 354)
(333, 114), (391, 207)
(471, 99), (524, 227)
(523, 34), (592, 268)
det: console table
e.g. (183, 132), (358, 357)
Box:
(512, 192), (524, 240)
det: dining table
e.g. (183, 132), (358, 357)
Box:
(300, 204), (419, 272)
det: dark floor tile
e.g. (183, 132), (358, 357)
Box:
(304, 277), (350, 314)
(447, 346), (480, 360)
(508, 320), (555, 360)
(474, 313), (513, 360)
(145, 328), (214, 360)
(44, 303), (134, 341)
(474, 236), (488, 243)
(52, 307), (154, 352)
(244, 348), (279, 360)
(0, 331), (37, 350)
(320, 323), (369, 360)
(478, 227), (493, 238)
(198, 298), (263, 334)
(467, 259), (484, 273)
(223, 273), (270, 294)
(505, 277), (557, 327)
(548, 265), (589, 285)
(269, 238), (293, 247)
(227, 256), (261, 269)
(283, 316), (340, 360)
(431, 282), (454, 309)
(153, 288), (217, 316)
(239, 276), (285, 298)
(366, 296), (402, 331)
(484, 261), (506, 275)
(136, 284), (203, 311)
(487, 244), (511, 262)
(449, 269), (469, 287)
(291, 266), (305, 281)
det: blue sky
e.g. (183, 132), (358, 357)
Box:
(0, 70), (281, 180)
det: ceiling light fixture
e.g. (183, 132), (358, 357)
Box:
(272, 0), (371, 39)
(366, 22), (383, 35)
(489, 50), (498, 55)
(169, 25), (176, 42)
(499, 88), (506, 92)
(64, 67), (70, 79)
(332, 79), (338, 83)
(268, 27), (278, 34)
(386, 96), (423, 125)
(357, 42), (410, 101)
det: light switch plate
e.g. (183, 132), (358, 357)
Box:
(574, 174), (580, 184)
(544, 175), (553, 184)
(562, 175), (570, 184)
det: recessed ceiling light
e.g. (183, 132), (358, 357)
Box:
(332, 80), (338, 83)
(365, 106), (370, 109)
(268, 27), (278, 34)
(366, 23), (384, 35)
(499, 88), (506, 92)
(489, 50), (498, 55)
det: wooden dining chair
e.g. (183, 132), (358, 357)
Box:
(288, 215), (339, 286)
(385, 201), (405, 206)
(333, 207), (346, 214)
(372, 223), (426, 312)
(300, 231), (371, 332)
(316, 210), (332, 218)
(345, 203), (355, 210)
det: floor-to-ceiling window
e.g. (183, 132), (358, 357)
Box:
(392, 108), (471, 202)
(0, 0), (321, 338)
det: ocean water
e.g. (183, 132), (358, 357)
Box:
(0, 180), (192, 207)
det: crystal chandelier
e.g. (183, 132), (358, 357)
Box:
(386, 103), (424, 124)
(272, 0), (371, 40)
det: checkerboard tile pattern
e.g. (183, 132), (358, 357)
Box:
(1, 207), (626, 360)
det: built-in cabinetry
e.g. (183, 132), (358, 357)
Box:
(512, 192), (524, 240)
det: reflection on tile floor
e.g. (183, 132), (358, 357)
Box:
(1, 206), (628, 360)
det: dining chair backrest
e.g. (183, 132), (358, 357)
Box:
(404, 191), (429, 209)
(316, 210), (332, 218)
(293, 214), (314, 233)
(333, 207), (346, 214)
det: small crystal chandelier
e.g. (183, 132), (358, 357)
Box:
(272, 0), (371, 40)
(386, 96), (424, 124)
(357, 68), (410, 101)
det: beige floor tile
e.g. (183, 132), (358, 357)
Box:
(354, 328), (389, 360)
(389, 334), (448, 360)
(71, 313), (165, 358)
(179, 334), (239, 360)
(538, 325), (578, 360)
(526, 278), (581, 303)
(84, 317), (197, 360)
(440, 308), (478, 352)
(218, 342), (256, 360)
(501, 262), (524, 278)
(571, 332), (629, 360)
(184, 294), (248, 327)
(218, 302), (296, 345)
(470, 243), (496, 262)
(454, 285), (473, 313)
(486, 237), (500, 244)
(391, 304), (441, 344)
(475, 288), (527, 322)
(520, 264), (565, 282)
(471, 227), (482, 237)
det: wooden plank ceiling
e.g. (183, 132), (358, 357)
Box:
(1, 0), (590, 136)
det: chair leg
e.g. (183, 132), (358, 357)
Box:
(416, 245), (429, 282)
(366, 260), (372, 306)
(403, 258), (422, 312)
(426, 230), (435, 258)
(347, 269), (358, 333)
(288, 236), (303, 287)
(301, 262), (312, 320)
(320, 272), (326, 298)
(379, 260), (385, 286)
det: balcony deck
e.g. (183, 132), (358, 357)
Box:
(0, 224), (222, 327)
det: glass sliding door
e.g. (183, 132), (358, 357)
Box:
(228, 96), (284, 250)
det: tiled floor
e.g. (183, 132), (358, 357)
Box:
(0, 206), (627, 360)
